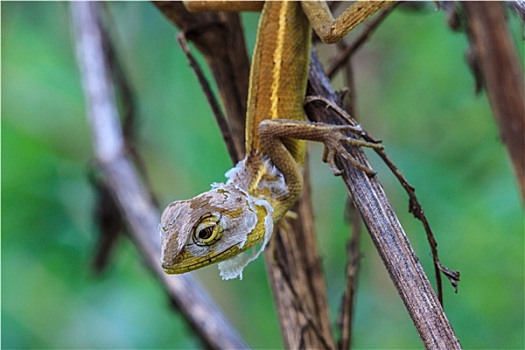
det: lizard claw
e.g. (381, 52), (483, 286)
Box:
(321, 127), (379, 177)
(322, 142), (344, 176)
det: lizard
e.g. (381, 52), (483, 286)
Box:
(160, 1), (392, 279)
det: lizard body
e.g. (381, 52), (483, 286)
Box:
(160, 1), (390, 279)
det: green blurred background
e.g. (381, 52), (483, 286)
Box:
(2, 2), (523, 349)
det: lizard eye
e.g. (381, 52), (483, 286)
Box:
(193, 214), (222, 246)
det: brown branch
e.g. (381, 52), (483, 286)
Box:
(463, 2), (525, 200)
(306, 50), (461, 350)
(336, 54), (360, 350)
(70, 2), (248, 349)
(265, 162), (336, 349)
(333, 40), (457, 346)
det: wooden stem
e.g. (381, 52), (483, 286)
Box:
(306, 50), (462, 350)
(463, 2), (525, 200)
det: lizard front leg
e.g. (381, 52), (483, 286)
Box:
(258, 119), (383, 190)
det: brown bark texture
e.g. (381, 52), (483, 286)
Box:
(463, 2), (525, 199)
(307, 51), (461, 349)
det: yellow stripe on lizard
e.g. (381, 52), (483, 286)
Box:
(246, 1), (309, 163)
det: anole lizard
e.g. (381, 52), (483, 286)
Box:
(160, 1), (391, 279)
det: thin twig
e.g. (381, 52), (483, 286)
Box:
(153, 1), (249, 158)
(337, 55), (360, 350)
(371, 148), (461, 298)
(177, 32), (239, 163)
(305, 94), (461, 302)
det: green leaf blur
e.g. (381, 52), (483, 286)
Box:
(3, 2), (523, 349)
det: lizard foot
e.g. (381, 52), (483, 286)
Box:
(321, 125), (383, 177)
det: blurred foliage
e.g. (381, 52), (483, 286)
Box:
(2, 2), (523, 349)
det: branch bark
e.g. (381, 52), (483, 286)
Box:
(306, 50), (461, 349)
(463, 2), (525, 200)
(264, 163), (336, 349)
(70, 2), (248, 349)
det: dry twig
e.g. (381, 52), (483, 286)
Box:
(177, 33), (237, 163)
(306, 50), (461, 349)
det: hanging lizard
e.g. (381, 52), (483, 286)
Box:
(160, 1), (391, 279)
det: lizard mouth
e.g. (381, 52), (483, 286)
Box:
(161, 245), (242, 275)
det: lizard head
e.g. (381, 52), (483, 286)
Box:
(159, 184), (274, 279)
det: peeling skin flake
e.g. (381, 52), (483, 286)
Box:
(224, 158), (246, 181)
(218, 199), (274, 280)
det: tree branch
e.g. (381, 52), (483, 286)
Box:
(70, 2), (248, 349)
(462, 2), (525, 200)
(337, 54), (361, 350)
(306, 50), (461, 350)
